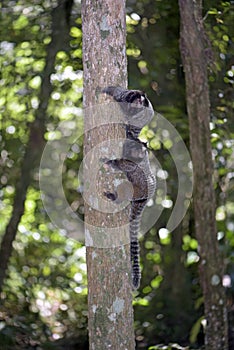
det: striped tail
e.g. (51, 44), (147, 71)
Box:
(130, 200), (147, 289)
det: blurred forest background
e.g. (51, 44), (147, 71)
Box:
(0, 0), (234, 349)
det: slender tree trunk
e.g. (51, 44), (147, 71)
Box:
(178, 1), (228, 349)
(82, 1), (135, 349)
(0, 0), (73, 293)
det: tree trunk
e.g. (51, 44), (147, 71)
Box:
(178, 1), (228, 349)
(0, 0), (73, 293)
(82, 1), (135, 349)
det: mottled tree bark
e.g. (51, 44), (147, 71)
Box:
(82, 1), (135, 349)
(178, 1), (228, 349)
(0, 0), (73, 293)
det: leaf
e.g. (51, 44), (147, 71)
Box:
(189, 316), (204, 344)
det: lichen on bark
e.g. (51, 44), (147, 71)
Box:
(82, 1), (135, 349)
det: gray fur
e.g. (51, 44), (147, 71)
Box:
(102, 86), (156, 289)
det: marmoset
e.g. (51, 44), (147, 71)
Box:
(102, 86), (156, 289)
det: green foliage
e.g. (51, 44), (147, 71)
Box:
(148, 345), (201, 350)
(0, 1), (85, 347)
(189, 317), (205, 345)
(0, 0), (234, 349)
(126, 1), (234, 348)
